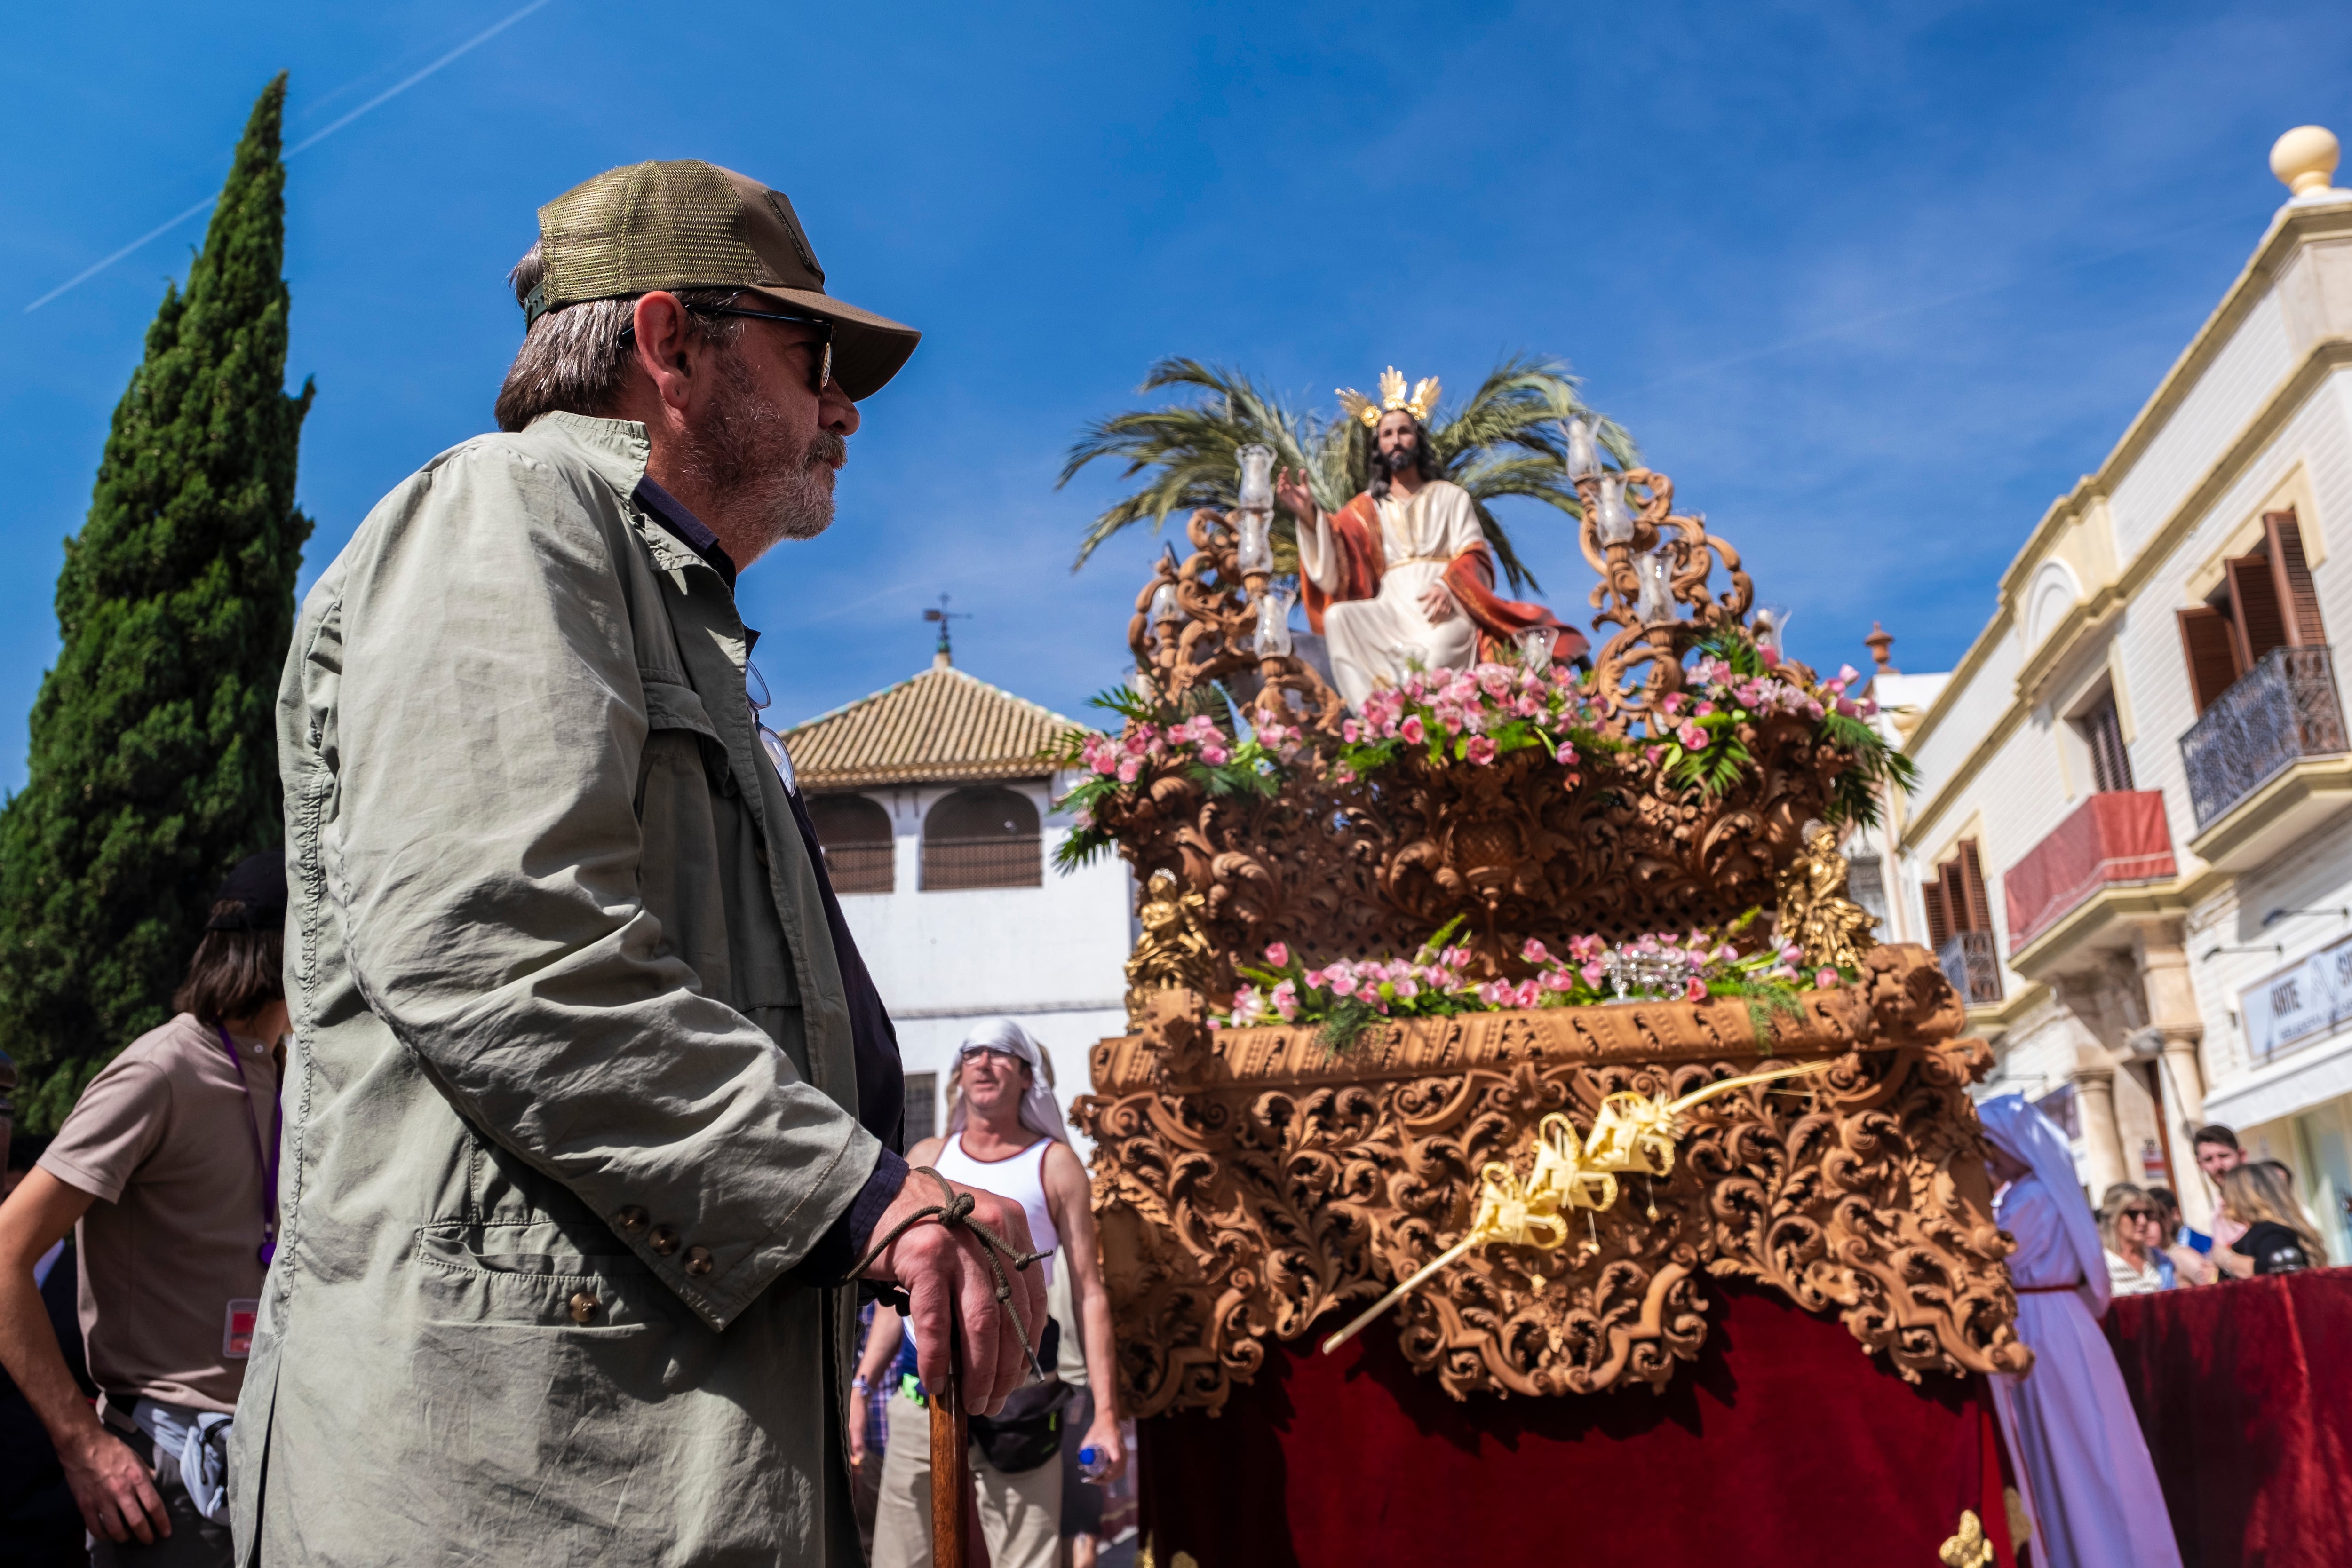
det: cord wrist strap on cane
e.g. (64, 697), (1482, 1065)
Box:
(846, 1166), (1051, 1379)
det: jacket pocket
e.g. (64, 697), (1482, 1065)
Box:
(412, 1224), (669, 1332)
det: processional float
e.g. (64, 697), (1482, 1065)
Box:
(1057, 411), (2038, 1568)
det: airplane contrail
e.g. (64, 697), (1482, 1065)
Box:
(24, 0), (558, 314)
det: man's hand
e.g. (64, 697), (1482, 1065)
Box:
(1078, 1406), (1127, 1485)
(860, 1174), (1047, 1417)
(1274, 467), (1319, 527)
(60, 1425), (169, 1546)
(1418, 578), (1459, 623)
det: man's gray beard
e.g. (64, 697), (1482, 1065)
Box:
(678, 352), (844, 548)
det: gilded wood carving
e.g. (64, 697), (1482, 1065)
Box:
(1073, 945), (2029, 1416)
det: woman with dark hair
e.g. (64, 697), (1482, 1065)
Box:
(0, 853), (286, 1564)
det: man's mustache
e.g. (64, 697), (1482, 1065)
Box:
(809, 431), (847, 471)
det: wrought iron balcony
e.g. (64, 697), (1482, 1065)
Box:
(818, 841), (895, 895)
(921, 833), (1043, 891)
(2179, 645), (2350, 830)
(1938, 931), (2003, 1006)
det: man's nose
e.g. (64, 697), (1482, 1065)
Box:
(820, 380), (860, 437)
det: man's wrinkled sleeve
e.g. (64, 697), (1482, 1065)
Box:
(320, 441), (877, 1329)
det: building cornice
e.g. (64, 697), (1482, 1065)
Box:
(1899, 195), (2352, 793)
(1900, 334), (2352, 854)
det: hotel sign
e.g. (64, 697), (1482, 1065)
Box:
(2239, 934), (2352, 1064)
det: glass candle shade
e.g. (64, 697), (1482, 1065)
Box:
(1236, 509), (1273, 576)
(1254, 587), (1295, 657)
(1516, 625), (1558, 670)
(1564, 417), (1600, 480)
(1632, 549), (1675, 624)
(1594, 475), (1636, 545)
(1236, 444), (1277, 512)
(1149, 581), (1183, 627)
(1754, 602), (1791, 655)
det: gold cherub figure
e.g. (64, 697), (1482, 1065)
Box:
(1775, 822), (1879, 974)
(1124, 868), (1217, 1026)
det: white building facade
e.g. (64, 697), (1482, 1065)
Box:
(782, 655), (1134, 1152)
(1878, 130), (2352, 1259)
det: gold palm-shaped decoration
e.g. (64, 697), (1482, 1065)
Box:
(1319, 1058), (1837, 1355)
(1059, 354), (1636, 593)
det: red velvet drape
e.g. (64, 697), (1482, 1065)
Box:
(1138, 1282), (2017, 1567)
(2102, 1268), (2352, 1568)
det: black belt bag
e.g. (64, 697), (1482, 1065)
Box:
(967, 1318), (1072, 1473)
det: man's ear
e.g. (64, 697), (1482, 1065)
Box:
(629, 292), (701, 414)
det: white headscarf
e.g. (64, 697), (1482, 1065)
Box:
(946, 1018), (1070, 1145)
(1977, 1092), (2111, 1315)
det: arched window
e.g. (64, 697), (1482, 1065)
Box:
(921, 786), (1042, 891)
(806, 793), (894, 895)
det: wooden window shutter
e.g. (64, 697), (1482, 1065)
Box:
(2227, 552), (2290, 668)
(1923, 873), (1952, 950)
(2177, 605), (2242, 714)
(2265, 509), (2325, 647)
(1957, 840), (1993, 934)
(2085, 695), (2133, 792)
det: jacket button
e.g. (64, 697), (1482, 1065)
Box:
(685, 1246), (714, 1277)
(616, 1206), (649, 1234)
(568, 1291), (599, 1324)
(650, 1225), (681, 1257)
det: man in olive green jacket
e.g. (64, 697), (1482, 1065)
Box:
(232, 162), (1044, 1566)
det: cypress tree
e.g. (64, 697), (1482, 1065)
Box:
(0, 75), (312, 1129)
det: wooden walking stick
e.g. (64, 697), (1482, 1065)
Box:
(845, 1169), (1045, 1568)
(929, 1323), (972, 1568)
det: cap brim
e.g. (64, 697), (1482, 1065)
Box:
(742, 286), (920, 401)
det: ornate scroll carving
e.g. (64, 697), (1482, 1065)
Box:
(1074, 945), (2029, 1417)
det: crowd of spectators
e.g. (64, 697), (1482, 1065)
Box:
(2098, 1123), (2328, 1298)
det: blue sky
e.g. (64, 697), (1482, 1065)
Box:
(4, 0), (2349, 790)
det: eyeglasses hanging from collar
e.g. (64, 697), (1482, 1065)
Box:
(745, 659), (797, 791)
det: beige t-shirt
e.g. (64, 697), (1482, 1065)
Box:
(39, 1012), (280, 1413)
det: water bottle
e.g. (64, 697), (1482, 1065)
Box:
(1076, 1443), (1112, 1482)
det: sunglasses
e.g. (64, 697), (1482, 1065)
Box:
(2121, 1208), (2159, 1221)
(619, 298), (836, 393)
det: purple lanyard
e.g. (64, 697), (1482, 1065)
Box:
(215, 1025), (284, 1268)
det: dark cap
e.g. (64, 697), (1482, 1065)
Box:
(207, 852), (287, 931)
(525, 160), (921, 401)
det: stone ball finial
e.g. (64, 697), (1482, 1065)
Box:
(2271, 125), (2340, 198)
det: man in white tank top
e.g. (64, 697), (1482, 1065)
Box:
(857, 1021), (1125, 1568)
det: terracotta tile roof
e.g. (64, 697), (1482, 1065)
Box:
(781, 659), (1093, 791)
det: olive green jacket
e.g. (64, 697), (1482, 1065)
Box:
(231, 413), (879, 1565)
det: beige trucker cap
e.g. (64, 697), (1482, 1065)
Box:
(525, 160), (920, 401)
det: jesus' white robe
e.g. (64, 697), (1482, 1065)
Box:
(1298, 480), (1486, 711)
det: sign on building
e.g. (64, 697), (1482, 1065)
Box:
(2240, 934), (2352, 1064)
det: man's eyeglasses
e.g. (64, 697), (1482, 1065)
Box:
(745, 660), (796, 790)
(619, 298), (835, 393)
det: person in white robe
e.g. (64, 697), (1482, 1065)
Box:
(1296, 479), (1486, 710)
(1979, 1094), (2183, 1568)
(1276, 388), (1573, 713)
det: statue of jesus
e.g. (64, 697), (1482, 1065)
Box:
(1276, 369), (1579, 712)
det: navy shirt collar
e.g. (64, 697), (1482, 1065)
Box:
(633, 475), (738, 593)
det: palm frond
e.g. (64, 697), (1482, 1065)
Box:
(1067, 352), (1639, 581)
